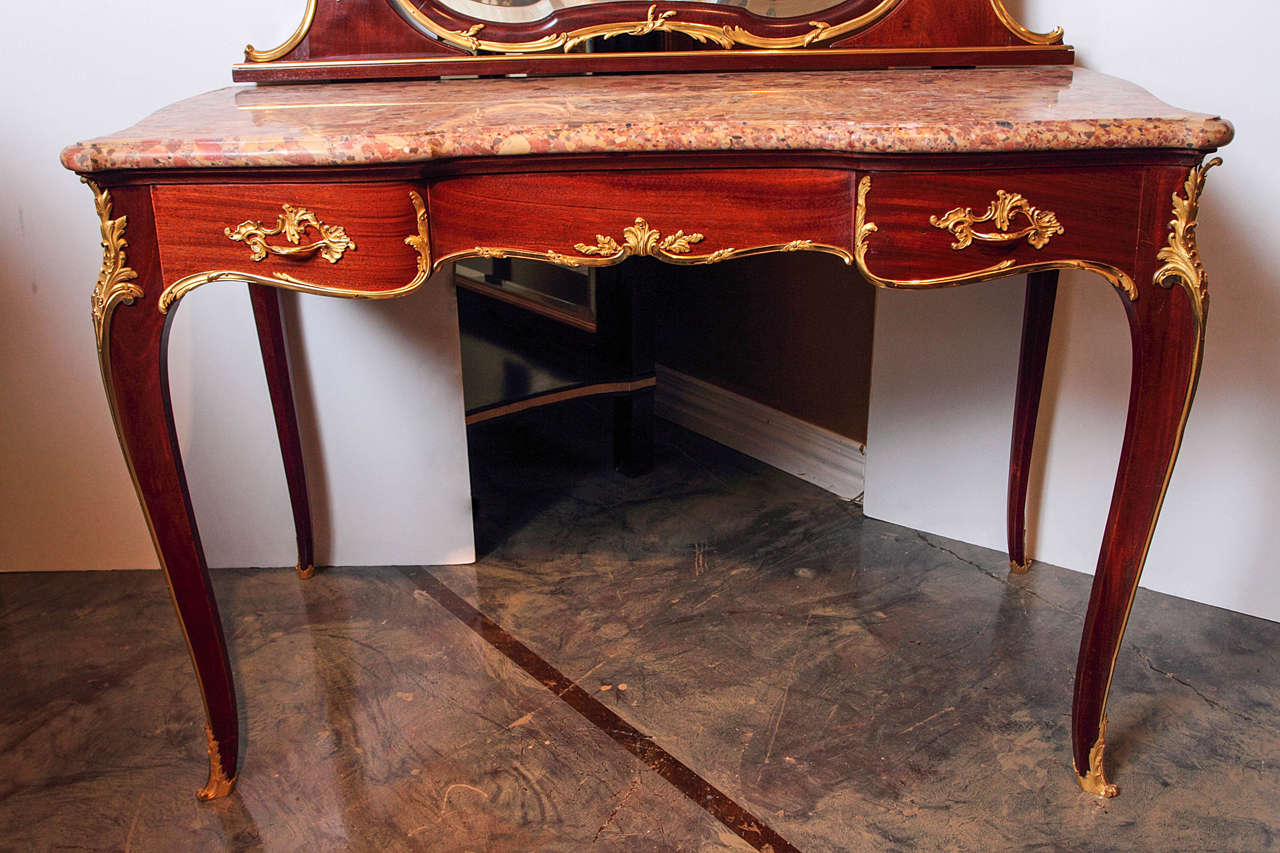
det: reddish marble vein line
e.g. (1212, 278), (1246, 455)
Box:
(407, 569), (801, 853)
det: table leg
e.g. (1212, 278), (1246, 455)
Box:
(248, 284), (315, 579)
(89, 182), (238, 799)
(1006, 270), (1059, 573)
(1071, 160), (1217, 796)
(596, 264), (656, 476)
(613, 387), (656, 478)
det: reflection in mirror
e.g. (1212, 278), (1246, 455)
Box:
(436, 0), (840, 25)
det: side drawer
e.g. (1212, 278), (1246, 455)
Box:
(856, 168), (1146, 291)
(151, 182), (427, 308)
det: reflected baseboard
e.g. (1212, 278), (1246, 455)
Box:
(654, 365), (865, 501)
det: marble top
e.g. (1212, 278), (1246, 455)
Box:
(61, 67), (1233, 173)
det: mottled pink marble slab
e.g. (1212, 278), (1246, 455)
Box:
(61, 67), (1232, 172)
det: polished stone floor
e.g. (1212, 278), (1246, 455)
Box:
(2, 409), (1278, 852)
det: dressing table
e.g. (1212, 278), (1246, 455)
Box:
(62, 0), (1233, 808)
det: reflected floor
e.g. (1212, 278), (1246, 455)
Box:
(1, 407), (1277, 851)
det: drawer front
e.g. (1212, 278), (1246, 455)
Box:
(428, 169), (855, 270)
(856, 168), (1145, 292)
(151, 182), (427, 309)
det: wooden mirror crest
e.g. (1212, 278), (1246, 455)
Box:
(234, 0), (1072, 82)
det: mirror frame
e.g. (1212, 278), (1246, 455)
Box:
(389, 0), (913, 54)
(233, 0), (1070, 83)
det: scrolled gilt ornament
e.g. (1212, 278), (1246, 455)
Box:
(197, 725), (237, 801)
(159, 191), (429, 314)
(1075, 716), (1118, 798)
(86, 179), (142, 349)
(1154, 158), (1221, 324)
(857, 175), (1012, 287)
(244, 0), (317, 62)
(988, 0), (1064, 45)
(225, 204), (356, 264)
(854, 176), (1137, 299)
(930, 190), (1064, 251)
(575, 218), (705, 261)
(388, 0), (904, 54)
(575, 5), (735, 51)
(405, 190), (432, 275)
(433, 217), (850, 271)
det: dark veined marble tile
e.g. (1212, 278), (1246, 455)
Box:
(1, 403), (1276, 852)
(0, 566), (753, 852)
(446, 404), (1280, 852)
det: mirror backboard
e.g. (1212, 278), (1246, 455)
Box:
(233, 0), (1070, 83)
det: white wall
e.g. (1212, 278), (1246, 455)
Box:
(866, 1), (1280, 621)
(0, 1), (475, 571)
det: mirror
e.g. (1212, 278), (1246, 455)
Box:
(433, 0), (844, 26)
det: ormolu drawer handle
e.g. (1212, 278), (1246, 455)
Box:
(225, 203), (355, 263)
(930, 190), (1063, 250)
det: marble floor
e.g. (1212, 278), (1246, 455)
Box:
(2, 408), (1277, 852)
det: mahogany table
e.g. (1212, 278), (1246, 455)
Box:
(62, 65), (1232, 802)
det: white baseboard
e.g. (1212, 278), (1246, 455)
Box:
(654, 365), (866, 500)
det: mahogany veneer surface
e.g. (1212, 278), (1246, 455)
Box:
(430, 169), (852, 263)
(862, 168), (1145, 280)
(152, 183), (421, 290)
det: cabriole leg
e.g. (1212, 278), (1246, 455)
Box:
(248, 284), (315, 579)
(88, 181), (238, 799)
(1071, 160), (1217, 797)
(1007, 269), (1059, 573)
